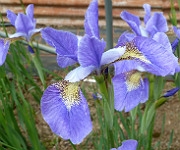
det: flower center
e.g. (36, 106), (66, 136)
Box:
(125, 71), (142, 91)
(53, 80), (80, 110)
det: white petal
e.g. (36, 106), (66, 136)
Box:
(100, 46), (126, 65)
(65, 66), (95, 82)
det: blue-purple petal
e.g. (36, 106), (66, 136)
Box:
(57, 55), (77, 68)
(171, 38), (179, 52)
(0, 39), (10, 66)
(15, 13), (34, 38)
(41, 83), (92, 144)
(143, 4), (151, 24)
(152, 32), (172, 51)
(117, 31), (136, 46)
(84, 0), (99, 38)
(163, 87), (180, 97)
(78, 35), (105, 68)
(6, 10), (17, 26)
(120, 11), (141, 36)
(133, 36), (178, 76)
(114, 60), (145, 75)
(26, 4), (35, 24)
(113, 73), (149, 112)
(111, 139), (138, 150)
(173, 26), (180, 39)
(145, 12), (168, 37)
(41, 27), (78, 63)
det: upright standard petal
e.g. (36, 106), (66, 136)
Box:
(120, 11), (141, 36)
(145, 12), (168, 37)
(111, 139), (138, 150)
(78, 35), (106, 68)
(15, 13), (35, 39)
(152, 32), (179, 74)
(6, 10), (17, 26)
(117, 31), (136, 46)
(41, 80), (92, 144)
(84, 0), (99, 38)
(143, 4), (151, 24)
(152, 32), (171, 51)
(26, 4), (35, 24)
(0, 39), (10, 66)
(113, 71), (149, 112)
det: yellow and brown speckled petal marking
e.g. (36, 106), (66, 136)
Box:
(52, 80), (81, 110)
(115, 41), (151, 63)
(125, 70), (142, 91)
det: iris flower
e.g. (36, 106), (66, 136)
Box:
(41, 80), (92, 144)
(7, 4), (41, 41)
(111, 139), (138, 150)
(0, 39), (10, 66)
(112, 32), (179, 112)
(120, 4), (168, 37)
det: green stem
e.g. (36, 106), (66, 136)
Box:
(95, 75), (114, 148)
(69, 140), (77, 150)
(107, 128), (114, 148)
(146, 115), (155, 150)
(29, 42), (46, 88)
(149, 74), (154, 101)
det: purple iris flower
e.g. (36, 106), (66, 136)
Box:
(65, 0), (125, 82)
(41, 80), (92, 144)
(111, 139), (138, 150)
(7, 4), (41, 41)
(0, 39), (10, 66)
(120, 4), (168, 37)
(112, 32), (179, 112)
